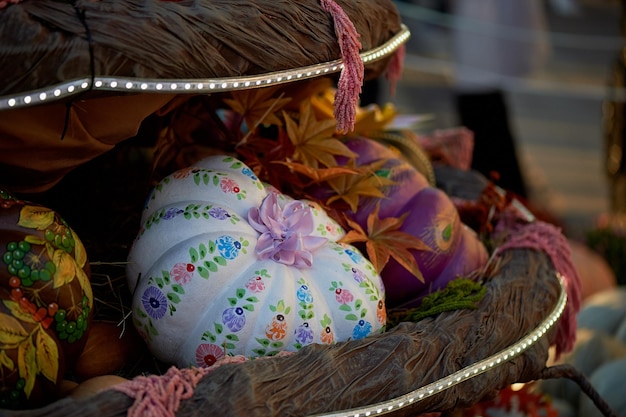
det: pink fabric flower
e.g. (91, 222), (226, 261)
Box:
(248, 193), (327, 268)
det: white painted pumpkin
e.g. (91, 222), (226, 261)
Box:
(126, 155), (386, 367)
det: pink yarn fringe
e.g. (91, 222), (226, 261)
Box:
(385, 44), (406, 97)
(494, 210), (582, 359)
(112, 355), (247, 417)
(320, 0), (364, 133)
(112, 352), (294, 417)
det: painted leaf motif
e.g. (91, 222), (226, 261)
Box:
(2, 300), (36, 324)
(0, 350), (14, 371)
(72, 229), (88, 268)
(17, 205), (55, 230)
(24, 235), (46, 246)
(0, 313), (29, 345)
(52, 249), (76, 289)
(284, 100), (354, 168)
(75, 264), (93, 309)
(35, 329), (59, 383)
(17, 336), (37, 398)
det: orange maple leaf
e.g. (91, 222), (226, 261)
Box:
(223, 87), (292, 133)
(340, 205), (433, 282)
(324, 160), (395, 213)
(284, 100), (356, 168)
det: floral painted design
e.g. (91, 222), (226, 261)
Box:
(376, 300), (386, 324)
(170, 263), (195, 285)
(216, 235), (243, 260)
(208, 206), (231, 220)
(352, 320), (373, 339)
(222, 307), (246, 332)
(296, 284), (313, 303)
(321, 326), (334, 344)
(334, 287), (354, 304)
(320, 314), (334, 345)
(293, 323), (314, 345)
(241, 167), (257, 180)
(142, 286), (168, 320)
(265, 314), (287, 341)
(219, 178), (241, 194)
(350, 266), (367, 283)
(173, 167), (194, 179)
(343, 247), (364, 264)
(163, 207), (184, 220)
(248, 192), (327, 268)
(195, 343), (225, 367)
(245, 275), (265, 293)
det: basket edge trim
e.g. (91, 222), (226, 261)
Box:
(308, 272), (567, 417)
(0, 25), (410, 112)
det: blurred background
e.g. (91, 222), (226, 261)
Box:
(378, 0), (623, 242)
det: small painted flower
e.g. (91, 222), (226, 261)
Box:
(265, 314), (287, 341)
(241, 167), (257, 180)
(208, 206), (231, 220)
(296, 284), (313, 303)
(344, 248), (363, 264)
(376, 300), (386, 324)
(220, 178), (241, 194)
(216, 235), (242, 260)
(352, 320), (373, 339)
(163, 207), (184, 220)
(171, 262), (195, 285)
(173, 168), (193, 179)
(351, 267), (366, 283)
(245, 275), (265, 293)
(334, 288), (354, 304)
(195, 343), (225, 367)
(294, 322), (314, 345)
(222, 307), (246, 332)
(325, 222), (338, 236)
(141, 286), (168, 320)
(321, 326), (334, 344)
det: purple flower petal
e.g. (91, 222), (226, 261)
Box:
(248, 192), (328, 269)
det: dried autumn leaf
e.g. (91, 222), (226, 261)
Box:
(276, 161), (357, 183)
(284, 100), (356, 168)
(325, 160), (395, 213)
(350, 102), (398, 136)
(223, 87), (291, 131)
(340, 206), (432, 282)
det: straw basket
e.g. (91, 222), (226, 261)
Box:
(0, 1), (617, 416)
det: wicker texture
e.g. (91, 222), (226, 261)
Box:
(0, 0), (402, 97)
(0, 248), (561, 417)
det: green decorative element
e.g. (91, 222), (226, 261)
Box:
(134, 307), (158, 342)
(296, 277), (315, 320)
(386, 278), (487, 328)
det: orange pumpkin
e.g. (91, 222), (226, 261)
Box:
(73, 321), (143, 381)
(0, 187), (93, 408)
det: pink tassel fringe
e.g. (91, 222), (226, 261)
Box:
(385, 44), (406, 96)
(320, 0), (364, 133)
(495, 211), (582, 359)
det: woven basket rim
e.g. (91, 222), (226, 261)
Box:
(0, 0), (407, 111)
